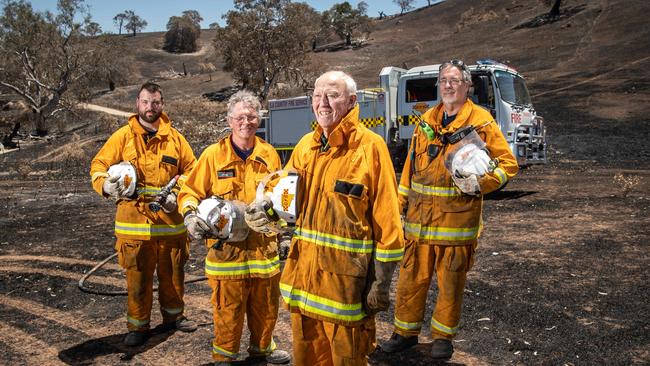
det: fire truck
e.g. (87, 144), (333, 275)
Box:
(259, 59), (547, 168)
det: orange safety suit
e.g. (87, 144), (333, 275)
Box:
(177, 135), (282, 362)
(280, 105), (404, 365)
(393, 99), (518, 340)
(90, 112), (196, 332)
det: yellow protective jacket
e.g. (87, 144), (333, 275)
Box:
(398, 99), (518, 246)
(178, 136), (282, 280)
(90, 113), (196, 241)
(279, 105), (405, 326)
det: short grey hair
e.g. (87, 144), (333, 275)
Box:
(227, 90), (261, 117)
(315, 71), (357, 95)
(439, 60), (472, 84)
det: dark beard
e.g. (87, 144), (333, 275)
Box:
(139, 110), (161, 124)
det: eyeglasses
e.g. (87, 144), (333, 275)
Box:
(438, 78), (463, 86)
(230, 114), (258, 123)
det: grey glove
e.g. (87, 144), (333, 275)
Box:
(452, 174), (481, 196)
(244, 198), (273, 234)
(278, 231), (293, 260)
(365, 260), (397, 314)
(102, 174), (122, 198)
(184, 212), (211, 241)
(161, 192), (178, 213)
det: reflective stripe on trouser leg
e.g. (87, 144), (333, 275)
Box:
(247, 275), (281, 356)
(157, 240), (188, 324)
(430, 244), (474, 340)
(291, 313), (375, 366)
(393, 240), (436, 337)
(125, 242), (157, 332)
(209, 277), (248, 361)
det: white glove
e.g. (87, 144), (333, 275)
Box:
(161, 192), (178, 213)
(452, 145), (492, 178)
(184, 212), (211, 241)
(452, 174), (481, 196)
(244, 198), (273, 234)
(102, 175), (123, 198)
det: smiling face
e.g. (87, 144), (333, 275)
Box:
(439, 64), (470, 113)
(136, 89), (164, 124)
(227, 101), (259, 149)
(312, 73), (356, 136)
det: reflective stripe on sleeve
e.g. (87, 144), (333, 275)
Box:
(404, 222), (479, 241)
(205, 256), (280, 276)
(295, 227), (374, 254)
(375, 247), (404, 262)
(398, 184), (410, 197)
(114, 222), (187, 236)
(280, 282), (367, 322)
(494, 167), (508, 189)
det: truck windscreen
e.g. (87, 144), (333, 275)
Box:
(494, 70), (532, 106)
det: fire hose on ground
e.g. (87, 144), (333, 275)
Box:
(77, 252), (207, 296)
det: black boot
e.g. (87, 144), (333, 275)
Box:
(123, 331), (147, 347)
(381, 332), (418, 353)
(431, 339), (453, 359)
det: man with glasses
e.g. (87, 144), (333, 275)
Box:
(90, 82), (197, 346)
(178, 90), (290, 365)
(245, 71), (404, 365)
(381, 60), (519, 359)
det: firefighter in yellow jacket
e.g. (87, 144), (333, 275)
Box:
(381, 60), (519, 359)
(90, 82), (197, 347)
(178, 90), (290, 365)
(246, 71), (405, 366)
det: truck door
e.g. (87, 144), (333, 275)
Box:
(398, 76), (438, 142)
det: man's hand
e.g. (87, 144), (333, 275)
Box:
(102, 175), (122, 198)
(161, 192), (178, 213)
(245, 199), (272, 234)
(278, 232), (292, 260)
(365, 261), (397, 314)
(452, 174), (481, 196)
(184, 212), (211, 241)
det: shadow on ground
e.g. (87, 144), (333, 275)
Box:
(57, 325), (175, 365)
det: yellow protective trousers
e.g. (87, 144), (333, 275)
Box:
(208, 275), (281, 361)
(115, 238), (189, 332)
(393, 240), (475, 340)
(291, 313), (376, 366)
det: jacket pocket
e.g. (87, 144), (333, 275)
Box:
(212, 180), (235, 201)
(325, 183), (369, 235)
(115, 239), (143, 270)
(439, 195), (479, 213)
(318, 247), (369, 278)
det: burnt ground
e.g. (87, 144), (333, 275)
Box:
(1, 91), (649, 366)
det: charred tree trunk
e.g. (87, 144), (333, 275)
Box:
(34, 113), (48, 137)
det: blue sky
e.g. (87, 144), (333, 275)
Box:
(28, 0), (433, 33)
